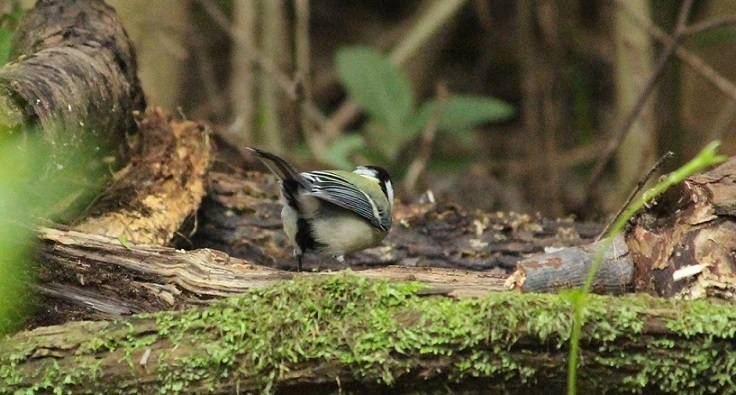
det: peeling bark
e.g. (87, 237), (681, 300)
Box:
(628, 157), (736, 299)
(31, 226), (508, 327)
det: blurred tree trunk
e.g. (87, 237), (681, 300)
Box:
(652, 1), (684, 171)
(681, 0), (736, 157)
(613, 0), (657, 204)
(515, 1), (565, 217)
(110, 0), (189, 110)
(229, 0), (257, 144)
(258, 0), (288, 153)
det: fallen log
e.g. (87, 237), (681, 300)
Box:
(3, 275), (736, 394)
(0, 0), (146, 220)
(506, 235), (633, 294)
(194, 168), (603, 272)
(31, 226), (507, 327)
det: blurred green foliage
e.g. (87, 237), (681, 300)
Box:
(0, 132), (99, 334)
(693, 27), (736, 46)
(0, 4), (24, 66)
(331, 46), (515, 171)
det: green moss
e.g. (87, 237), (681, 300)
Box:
(2, 274), (736, 393)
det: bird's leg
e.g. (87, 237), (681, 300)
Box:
(292, 248), (303, 272)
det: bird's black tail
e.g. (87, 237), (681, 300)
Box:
(246, 147), (308, 187)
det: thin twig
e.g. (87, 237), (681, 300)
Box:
(402, 83), (449, 197)
(586, 0), (694, 195)
(619, 2), (736, 103)
(708, 100), (736, 142)
(595, 151), (673, 242)
(682, 14), (736, 36)
(195, 0), (338, 155)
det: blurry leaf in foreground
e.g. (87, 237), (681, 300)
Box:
(0, 134), (97, 334)
(336, 46), (415, 135)
(0, 6), (24, 66)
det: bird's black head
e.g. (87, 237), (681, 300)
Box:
(354, 165), (394, 207)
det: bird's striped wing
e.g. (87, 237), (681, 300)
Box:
(302, 171), (391, 230)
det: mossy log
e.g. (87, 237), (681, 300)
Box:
(3, 275), (736, 394)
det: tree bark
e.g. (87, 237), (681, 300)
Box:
(0, 0), (146, 216)
(507, 234), (634, 294)
(628, 156), (736, 300)
(194, 167), (604, 272)
(31, 225), (509, 328)
(1, 0), (145, 154)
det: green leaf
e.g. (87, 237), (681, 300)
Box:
(335, 46), (414, 134)
(0, 134), (99, 335)
(118, 236), (132, 250)
(365, 121), (407, 161)
(324, 134), (366, 169)
(407, 94), (515, 136)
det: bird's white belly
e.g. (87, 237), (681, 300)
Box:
(311, 215), (385, 256)
(280, 193), (388, 257)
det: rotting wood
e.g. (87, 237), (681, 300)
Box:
(193, 168), (604, 272)
(0, 0), (144, 156)
(0, 0), (146, 220)
(627, 156), (736, 300)
(74, 109), (212, 245)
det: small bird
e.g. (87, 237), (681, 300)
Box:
(247, 147), (394, 271)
